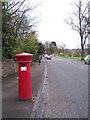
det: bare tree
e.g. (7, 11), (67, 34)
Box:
(61, 44), (67, 54)
(65, 0), (90, 60)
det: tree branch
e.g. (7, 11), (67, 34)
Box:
(8, 1), (20, 11)
(11, 0), (25, 15)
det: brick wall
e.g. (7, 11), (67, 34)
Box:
(2, 58), (18, 78)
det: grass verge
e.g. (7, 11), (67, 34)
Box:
(58, 54), (81, 61)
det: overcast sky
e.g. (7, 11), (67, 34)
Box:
(29, 0), (87, 49)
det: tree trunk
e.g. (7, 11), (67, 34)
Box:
(81, 36), (84, 60)
(81, 44), (84, 60)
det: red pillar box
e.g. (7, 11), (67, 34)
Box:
(15, 52), (33, 100)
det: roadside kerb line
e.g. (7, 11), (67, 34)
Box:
(30, 64), (47, 118)
(42, 65), (47, 93)
(41, 65), (47, 118)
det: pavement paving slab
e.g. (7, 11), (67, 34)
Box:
(2, 61), (45, 118)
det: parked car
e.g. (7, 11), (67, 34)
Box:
(47, 55), (51, 60)
(50, 54), (53, 57)
(84, 55), (90, 65)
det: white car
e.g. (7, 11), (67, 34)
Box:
(45, 54), (48, 58)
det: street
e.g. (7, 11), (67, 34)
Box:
(2, 0), (90, 119)
(40, 56), (88, 118)
(2, 56), (89, 119)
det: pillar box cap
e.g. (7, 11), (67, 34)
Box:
(15, 52), (33, 63)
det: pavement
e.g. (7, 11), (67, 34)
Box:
(2, 60), (45, 119)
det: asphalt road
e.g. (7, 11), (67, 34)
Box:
(41, 56), (88, 118)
